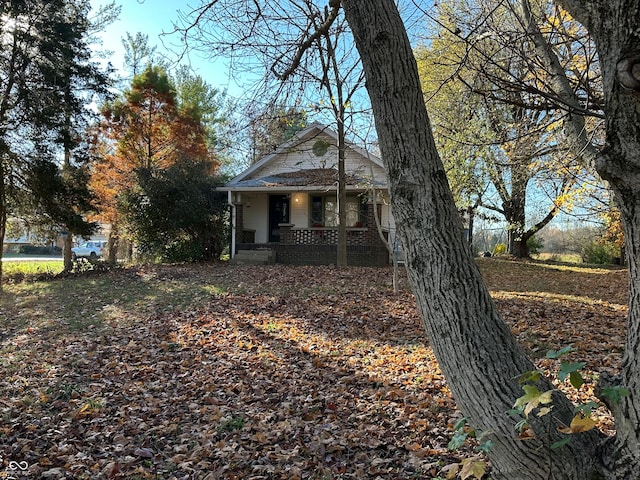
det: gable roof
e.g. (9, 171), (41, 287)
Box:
(222, 123), (386, 191)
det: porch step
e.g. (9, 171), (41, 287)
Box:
(230, 249), (276, 265)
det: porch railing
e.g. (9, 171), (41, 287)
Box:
(279, 224), (386, 247)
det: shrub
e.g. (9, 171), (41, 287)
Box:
(493, 243), (507, 255)
(581, 241), (616, 264)
(527, 235), (544, 256)
(163, 239), (205, 263)
(18, 245), (60, 255)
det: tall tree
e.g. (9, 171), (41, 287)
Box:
(173, 65), (234, 170)
(416, 33), (489, 249)
(416, 3), (600, 257)
(91, 65), (218, 262)
(0, 0), (111, 279)
(56, 0), (113, 271)
(343, 0), (640, 477)
(269, 8), (366, 267)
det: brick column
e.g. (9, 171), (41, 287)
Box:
(279, 223), (294, 244)
(364, 203), (384, 244)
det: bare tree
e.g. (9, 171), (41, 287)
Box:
(175, 0), (367, 266)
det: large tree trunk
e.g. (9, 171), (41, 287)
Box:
(342, 1), (606, 478)
(554, 1), (640, 476)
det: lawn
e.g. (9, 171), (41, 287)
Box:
(2, 259), (64, 277)
(0, 259), (628, 479)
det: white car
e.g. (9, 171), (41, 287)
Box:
(72, 240), (107, 260)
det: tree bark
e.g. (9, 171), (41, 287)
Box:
(342, 0), (604, 478)
(107, 224), (119, 265)
(552, 1), (640, 476)
(0, 154), (5, 290)
(63, 235), (73, 272)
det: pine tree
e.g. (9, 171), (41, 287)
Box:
(0, 0), (113, 281)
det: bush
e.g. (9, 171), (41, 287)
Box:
(493, 243), (507, 255)
(163, 239), (205, 263)
(581, 241), (617, 264)
(527, 235), (544, 256)
(120, 160), (229, 263)
(18, 245), (61, 255)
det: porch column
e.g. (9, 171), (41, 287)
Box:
(364, 202), (384, 244)
(279, 223), (294, 244)
(235, 203), (244, 250)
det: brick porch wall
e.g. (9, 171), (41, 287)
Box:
(275, 244), (389, 267)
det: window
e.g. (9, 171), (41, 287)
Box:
(310, 195), (365, 227)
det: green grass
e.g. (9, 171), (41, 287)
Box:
(2, 259), (64, 276)
(533, 252), (581, 263)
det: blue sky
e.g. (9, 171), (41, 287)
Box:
(91, 0), (242, 94)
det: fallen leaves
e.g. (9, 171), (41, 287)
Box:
(0, 260), (628, 478)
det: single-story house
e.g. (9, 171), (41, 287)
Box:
(219, 123), (396, 266)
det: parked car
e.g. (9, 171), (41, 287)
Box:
(72, 240), (107, 260)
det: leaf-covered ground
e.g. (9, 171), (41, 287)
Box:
(0, 259), (627, 479)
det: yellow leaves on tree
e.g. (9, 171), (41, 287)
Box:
(603, 208), (625, 250)
(558, 414), (597, 434)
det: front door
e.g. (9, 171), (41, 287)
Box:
(269, 195), (290, 242)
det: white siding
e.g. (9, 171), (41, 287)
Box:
(344, 150), (387, 185)
(242, 193), (269, 243)
(290, 192), (309, 227)
(245, 132), (388, 186)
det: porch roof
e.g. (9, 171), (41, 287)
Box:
(219, 168), (386, 192)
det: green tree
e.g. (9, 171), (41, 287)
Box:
(0, 0), (112, 280)
(173, 65), (232, 166)
(120, 158), (228, 262)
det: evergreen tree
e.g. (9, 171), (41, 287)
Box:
(0, 0), (113, 280)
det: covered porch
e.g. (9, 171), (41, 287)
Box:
(228, 189), (391, 267)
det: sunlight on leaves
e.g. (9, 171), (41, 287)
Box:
(514, 385), (554, 417)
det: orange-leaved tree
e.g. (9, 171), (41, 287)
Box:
(90, 65), (217, 262)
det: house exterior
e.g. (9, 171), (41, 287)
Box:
(219, 123), (396, 266)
